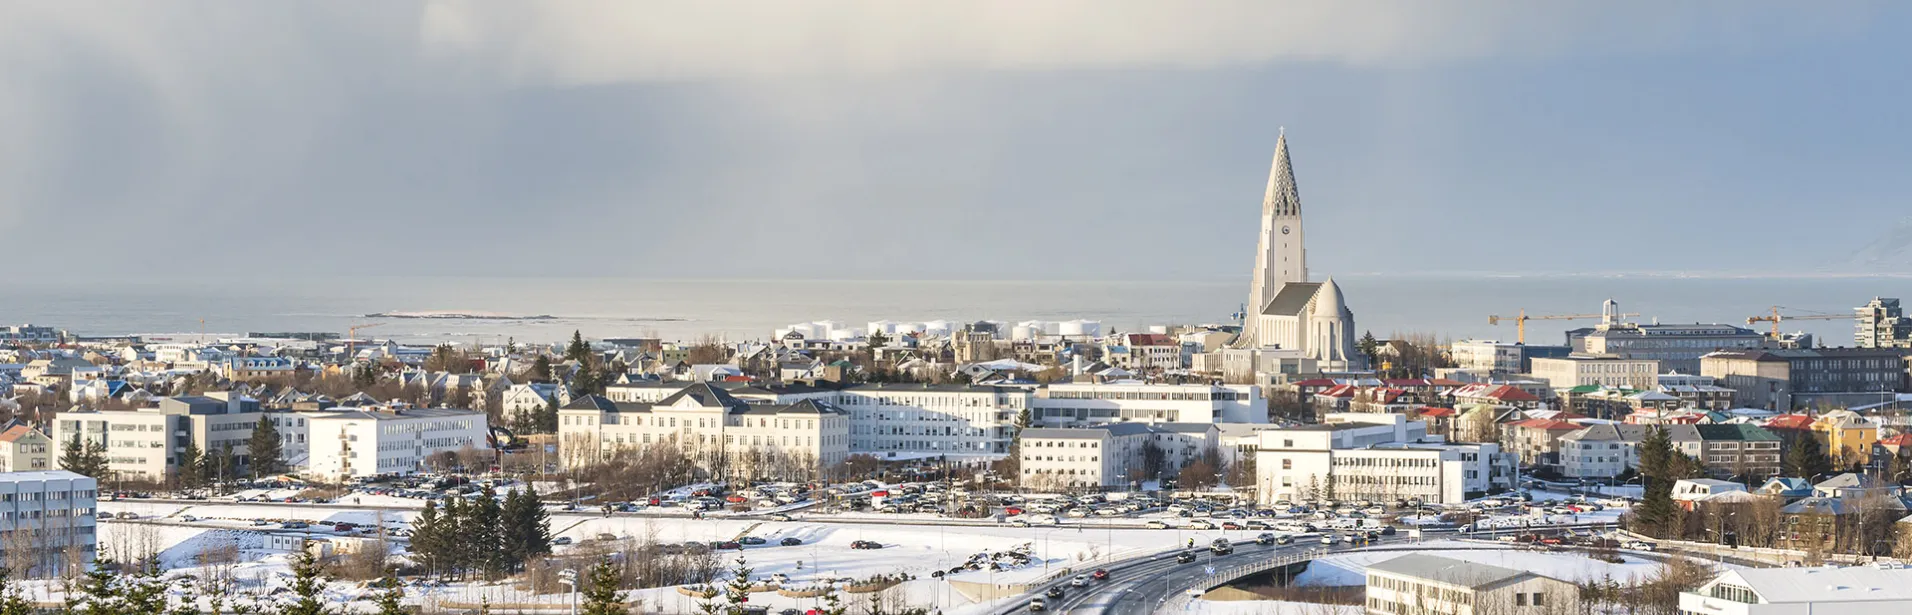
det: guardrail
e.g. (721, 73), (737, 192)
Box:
(1154, 548), (1328, 614)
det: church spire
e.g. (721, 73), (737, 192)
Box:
(1264, 129), (1300, 217)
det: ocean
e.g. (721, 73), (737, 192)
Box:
(2, 275), (1908, 348)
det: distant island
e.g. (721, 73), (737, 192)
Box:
(365, 311), (557, 320)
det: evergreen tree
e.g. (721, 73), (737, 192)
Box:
(721, 556), (754, 615)
(580, 559), (625, 615)
(537, 396), (560, 433)
(1631, 427), (1687, 537)
(73, 565), (121, 615)
(565, 331), (591, 364)
(60, 435), (108, 479)
(247, 415), (285, 478)
(202, 445), (232, 486)
(571, 364), (601, 397)
(442, 497), (469, 576)
(283, 550), (331, 615)
(372, 578), (406, 615)
(1357, 331), (1380, 370)
(410, 500), (445, 576)
(353, 363), (379, 390)
(530, 355), (553, 382)
(0, 567), (36, 615)
(177, 442), (205, 489)
(471, 488), (504, 577)
(1784, 435), (1835, 479)
(499, 489), (527, 571)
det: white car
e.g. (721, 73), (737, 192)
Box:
(1320, 534), (1341, 545)
(1070, 575), (1089, 587)
(1624, 540), (1658, 552)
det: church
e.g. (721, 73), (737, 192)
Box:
(1227, 131), (1359, 374)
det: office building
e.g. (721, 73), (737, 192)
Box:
(1253, 414), (1511, 505)
(301, 407), (489, 480)
(1856, 297), (1912, 349)
(51, 395), (267, 481)
(1530, 356), (1660, 391)
(0, 470), (97, 577)
(1364, 554), (1577, 615)
(557, 384), (850, 472)
(1701, 348), (1908, 410)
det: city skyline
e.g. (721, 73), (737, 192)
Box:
(4, 2), (1912, 282)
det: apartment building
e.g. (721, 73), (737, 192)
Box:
(1032, 383), (1263, 426)
(1856, 297), (1912, 349)
(0, 423), (52, 472)
(0, 470), (98, 577)
(1018, 424), (1157, 489)
(1556, 423), (1777, 479)
(1365, 554), (1577, 615)
(1253, 414), (1511, 505)
(51, 395), (268, 481)
(302, 407), (489, 480)
(832, 384), (1022, 456)
(1530, 356), (1660, 391)
(1578, 321), (1763, 374)
(1702, 348), (1908, 410)
(1104, 333), (1184, 373)
(1500, 419), (1583, 467)
(557, 384), (850, 471)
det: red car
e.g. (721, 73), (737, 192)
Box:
(1006, 507), (1024, 516)
(726, 495), (749, 503)
(1091, 569), (1109, 581)
(1220, 521), (1245, 530)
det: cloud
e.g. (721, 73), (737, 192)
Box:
(415, 0), (1875, 84)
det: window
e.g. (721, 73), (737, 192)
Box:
(1516, 593), (1527, 606)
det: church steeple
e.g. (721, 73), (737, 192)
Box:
(1234, 129), (1309, 349)
(1264, 129), (1301, 218)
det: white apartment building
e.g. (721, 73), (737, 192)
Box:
(1365, 554), (1577, 615)
(1033, 383), (1263, 426)
(831, 384), (1021, 456)
(1253, 414), (1511, 505)
(1530, 356), (1660, 391)
(1558, 423), (1701, 479)
(1679, 566), (1912, 615)
(499, 383), (569, 423)
(558, 384), (850, 471)
(52, 395), (268, 481)
(0, 470), (98, 577)
(301, 407), (489, 480)
(0, 423), (52, 472)
(1017, 423), (1159, 489)
(1450, 340), (1525, 373)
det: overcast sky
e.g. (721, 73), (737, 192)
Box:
(3, 1), (1909, 281)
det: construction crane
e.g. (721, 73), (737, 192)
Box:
(1746, 306), (1849, 339)
(345, 322), (384, 359)
(1487, 308), (1637, 345)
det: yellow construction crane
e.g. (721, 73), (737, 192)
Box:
(346, 322), (384, 359)
(1487, 309), (1637, 345)
(1746, 306), (1849, 339)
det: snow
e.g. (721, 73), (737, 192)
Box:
(1292, 541), (1663, 587)
(1188, 599), (1361, 615)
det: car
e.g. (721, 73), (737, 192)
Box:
(1186, 520), (1216, 530)
(1069, 575), (1089, 587)
(851, 540), (883, 550)
(553, 537), (573, 546)
(1378, 526), (1396, 536)
(115, 512), (139, 520)
(282, 521), (308, 529)
(1276, 535), (1293, 545)
(1045, 587), (1065, 599)
(1220, 521), (1244, 530)
(1146, 520), (1170, 529)
(96, 512), (114, 520)
(768, 513), (794, 522)
(1027, 598), (1048, 612)
(1175, 551), (1198, 564)
(712, 541), (744, 550)
(1319, 534), (1341, 545)
(1255, 533), (1276, 545)
(180, 515), (199, 523)
(250, 519), (270, 526)
(1091, 569), (1109, 581)
(781, 537), (803, 546)
(1209, 539), (1234, 555)
(739, 537), (767, 545)
(1624, 540), (1658, 552)
(1009, 520), (1030, 528)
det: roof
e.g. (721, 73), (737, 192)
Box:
(0, 470), (92, 482)
(1724, 566), (1912, 603)
(1261, 283), (1324, 316)
(561, 395), (620, 412)
(1763, 414), (1814, 430)
(657, 383), (747, 410)
(1780, 497), (1851, 515)
(1364, 554), (1535, 588)
(1415, 407), (1457, 418)
(1695, 423), (1781, 442)
(1020, 423), (1157, 440)
(1510, 418), (1582, 431)
(0, 424), (42, 443)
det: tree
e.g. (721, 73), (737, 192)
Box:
(177, 441), (205, 490)
(59, 435), (107, 479)
(572, 363), (602, 397)
(284, 550), (330, 615)
(565, 331), (591, 364)
(1178, 458), (1220, 491)
(1357, 331), (1380, 370)
(529, 355), (554, 383)
(501, 485), (550, 572)
(471, 487), (504, 577)
(1631, 427), (1700, 538)
(353, 363), (379, 389)
(248, 415), (284, 478)
(537, 395), (560, 433)
(580, 559), (626, 615)
(410, 500), (446, 576)
(721, 556), (754, 615)
(1784, 435), (1834, 480)
(372, 579), (406, 615)
(0, 567), (36, 615)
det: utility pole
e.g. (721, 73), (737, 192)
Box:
(559, 568), (578, 615)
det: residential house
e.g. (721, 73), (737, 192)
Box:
(1364, 554), (1578, 615)
(1680, 566), (1912, 615)
(1693, 423), (1783, 479)
(0, 422), (52, 472)
(1501, 419), (1584, 468)
(1810, 410), (1880, 468)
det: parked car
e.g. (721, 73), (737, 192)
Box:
(781, 538), (803, 546)
(281, 521), (307, 529)
(711, 541), (743, 550)
(553, 537), (573, 546)
(739, 537), (767, 545)
(1146, 520), (1170, 529)
(768, 513), (794, 522)
(851, 540), (883, 550)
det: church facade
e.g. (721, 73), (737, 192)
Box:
(1228, 131), (1358, 374)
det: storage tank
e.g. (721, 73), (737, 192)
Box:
(1148, 325), (1169, 334)
(813, 320), (844, 337)
(829, 329), (862, 342)
(1058, 320), (1086, 337)
(1076, 320), (1104, 338)
(790, 323), (820, 339)
(895, 322), (926, 335)
(922, 320), (953, 336)
(867, 320), (897, 335)
(1011, 325), (1038, 341)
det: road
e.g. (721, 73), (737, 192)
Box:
(985, 535), (1414, 615)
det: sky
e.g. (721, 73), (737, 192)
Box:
(4, 1), (1911, 282)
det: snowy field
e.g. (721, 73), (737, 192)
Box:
(1291, 541), (1663, 587)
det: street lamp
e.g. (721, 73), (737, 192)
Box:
(558, 568), (579, 615)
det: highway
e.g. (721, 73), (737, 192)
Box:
(984, 534), (1414, 615)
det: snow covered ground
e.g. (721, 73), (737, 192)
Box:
(1291, 541), (1663, 587)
